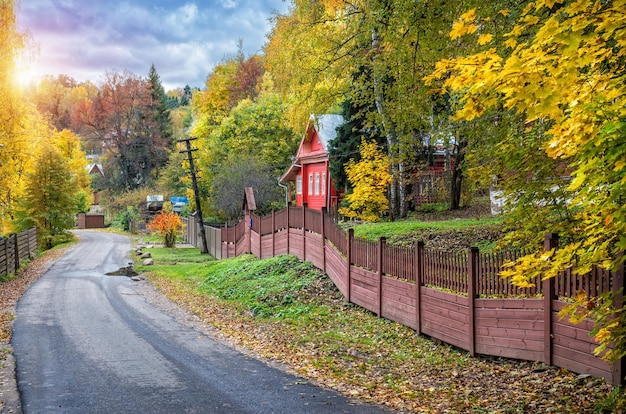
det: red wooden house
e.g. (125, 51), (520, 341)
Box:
(279, 114), (345, 211)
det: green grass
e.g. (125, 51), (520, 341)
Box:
(133, 243), (614, 413)
(351, 216), (503, 241)
(138, 249), (326, 318)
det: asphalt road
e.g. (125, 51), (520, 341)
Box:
(12, 231), (392, 414)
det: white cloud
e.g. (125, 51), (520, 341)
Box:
(219, 0), (238, 9)
(17, 0), (289, 89)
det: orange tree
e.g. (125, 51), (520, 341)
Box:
(147, 211), (182, 248)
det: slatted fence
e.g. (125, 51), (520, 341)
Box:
(182, 207), (625, 385)
(0, 228), (37, 278)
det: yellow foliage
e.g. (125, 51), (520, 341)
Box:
(339, 140), (391, 222)
(430, 0), (626, 362)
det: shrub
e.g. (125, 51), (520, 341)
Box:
(147, 211), (183, 248)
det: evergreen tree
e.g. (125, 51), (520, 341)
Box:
(180, 85), (192, 106)
(147, 64), (174, 149)
(328, 99), (385, 192)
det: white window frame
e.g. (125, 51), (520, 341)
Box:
(308, 174), (313, 195)
(296, 176), (302, 195)
(315, 173), (320, 195)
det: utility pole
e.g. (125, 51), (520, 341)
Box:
(178, 137), (208, 254)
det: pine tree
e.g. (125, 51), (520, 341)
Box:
(147, 64), (173, 147)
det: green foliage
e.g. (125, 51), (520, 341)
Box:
(328, 99), (386, 192)
(147, 64), (173, 149)
(157, 150), (189, 196)
(14, 146), (79, 249)
(113, 205), (138, 232)
(195, 93), (296, 221)
(75, 190), (90, 214)
(103, 187), (160, 223)
(197, 254), (322, 317)
(594, 386), (626, 413)
(137, 251), (323, 318)
(352, 216), (501, 241)
(415, 203), (449, 214)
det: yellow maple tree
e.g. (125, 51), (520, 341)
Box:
(427, 0), (626, 362)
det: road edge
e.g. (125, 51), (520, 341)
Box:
(0, 346), (21, 414)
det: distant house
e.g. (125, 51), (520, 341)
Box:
(86, 163), (104, 206)
(87, 163), (104, 178)
(279, 114), (345, 211)
(411, 137), (457, 207)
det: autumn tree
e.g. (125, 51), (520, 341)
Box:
(197, 92), (296, 220)
(73, 69), (171, 192)
(53, 129), (91, 211)
(339, 139), (391, 222)
(0, 0), (28, 232)
(14, 145), (79, 248)
(328, 99), (385, 192)
(427, 0), (626, 361)
(264, 0), (516, 217)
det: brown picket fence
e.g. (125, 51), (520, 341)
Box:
(183, 206), (625, 386)
(0, 228), (37, 278)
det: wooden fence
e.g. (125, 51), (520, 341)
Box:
(0, 228), (37, 278)
(183, 206), (625, 386)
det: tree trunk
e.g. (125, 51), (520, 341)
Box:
(372, 28), (400, 220)
(450, 139), (466, 210)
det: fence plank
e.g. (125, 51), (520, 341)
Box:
(177, 206), (624, 385)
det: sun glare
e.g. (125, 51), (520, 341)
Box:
(13, 52), (41, 88)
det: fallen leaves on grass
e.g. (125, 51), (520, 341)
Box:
(144, 269), (616, 413)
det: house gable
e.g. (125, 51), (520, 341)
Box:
(280, 114), (345, 211)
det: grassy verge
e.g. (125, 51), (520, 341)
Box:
(136, 247), (616, 413)
(347, 217), (504, 253)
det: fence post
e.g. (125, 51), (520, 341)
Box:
(286, 204), (290, 255)
(612, 253), (626, 386)
(378, 237), (386, 318)
(543, 232), (559, 366)
(321, 208), (327, 274)
(302, 203), (307, 261)
(1, 237), (6, 277)
(272, 210), (276, 257)
(347, 228), (353, 303)
(13, 233), (19, 273)
(468, 246), (479, 357)
(415, 241), (424, 335)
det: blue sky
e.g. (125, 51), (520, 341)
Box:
(17, 0), (289, 90)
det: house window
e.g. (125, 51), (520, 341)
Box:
(308, 174), (313, 195)
(296, 176), (302, 194)
(315, 173), (320, 195)
(322, 173), (326, 195)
